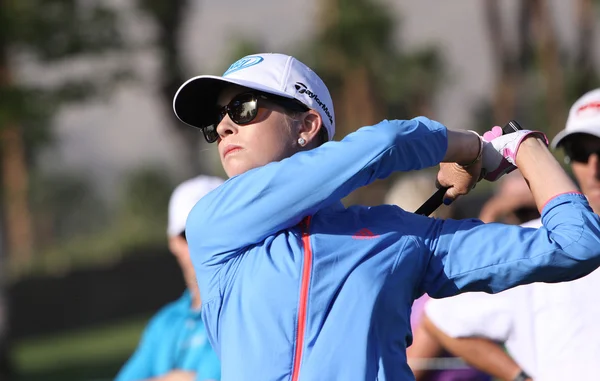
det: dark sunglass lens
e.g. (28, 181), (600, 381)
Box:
(229, 95), (258, 124)
(572, 152), (589, 163)
(564, 144), (585, 163)
(568, 148), (600, 163)
(202, 125), (219, 143)
(514, 206), (540, 222)
(217, 107), (227, 123)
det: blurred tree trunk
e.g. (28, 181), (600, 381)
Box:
(0, 0), (133, 375)
(574, 0), (596, 96)
(530, 0), (567, 136)
(340, 67), (380, 139)
(139, 0), (202, 176)
(320, 0), (383, 134)
(0, 1), (17, 374)
(484, 0), (521, 124)
(0, 126), (33, 265)
(313, 0), (444, 206)
(319, 0), (386, 206)
(340, 66), (386, 206)
(0, 0), (33, 265)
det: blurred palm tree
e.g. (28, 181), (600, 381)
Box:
(484, 0), (529, 125)
(478, 0), (598, 141)
(300, 0), (445, 205)
(0, 0), (130, 376)
(569, 0), (600, 102)
(307, 0), (445, 135)
(529, 0), (567, 136)
(136, 0), (207, 177)
(0, 0), (129, 264)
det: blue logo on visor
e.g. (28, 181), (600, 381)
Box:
(223, 56), (264, 76)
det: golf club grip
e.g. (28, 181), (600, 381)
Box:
(414, 120), (523, 216)
(414, 187), (446, 216)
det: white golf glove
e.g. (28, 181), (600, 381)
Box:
(480, 126), (548, 181)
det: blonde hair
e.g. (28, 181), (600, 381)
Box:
(284, 111), (328, 147)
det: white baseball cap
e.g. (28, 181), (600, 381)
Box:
(551, 88), (600, 148)
(173, 53), (335, 140)
(167, 175), (224, 237)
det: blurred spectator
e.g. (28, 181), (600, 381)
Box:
(115, 175), (224, 381)
(423, 89), (600, 381)
(421, 171), (537, 381)
(385, 174), (491, 381)
(478, 171), (539, 224)
(384, 173), (452, 220)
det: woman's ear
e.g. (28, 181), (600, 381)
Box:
(297, 110), (323, 148)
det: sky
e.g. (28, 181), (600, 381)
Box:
(24, 0), (592, 199)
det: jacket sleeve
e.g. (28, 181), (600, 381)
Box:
(419, 193), (600, 297)
(186, 117), (448, 266)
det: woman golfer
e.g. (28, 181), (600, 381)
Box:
(173, 53), (600, 381)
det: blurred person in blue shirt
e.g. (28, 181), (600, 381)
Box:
(115, 175), (224, 381)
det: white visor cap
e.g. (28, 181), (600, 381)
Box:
(552, 88), (600, 148)
(167, 175), (224, 237)
(173, 53), (335, 141)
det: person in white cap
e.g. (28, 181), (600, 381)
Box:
(553, 88), (600, 212)
(172, 53), (600, 381)
(115, 175), (224, 381)
(422, 88), (600, 381)
(478, 171), (539, 225)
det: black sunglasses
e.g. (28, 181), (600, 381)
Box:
(513, 206), (540, 223)
(564, 143), (600, 164)
(200, 92), (309, 143)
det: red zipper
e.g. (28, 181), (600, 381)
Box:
(291, 216), (313, 381)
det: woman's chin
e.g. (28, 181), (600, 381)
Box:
(224, 162), (256, 178)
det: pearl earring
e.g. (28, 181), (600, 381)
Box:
(298, 137), (306, 146)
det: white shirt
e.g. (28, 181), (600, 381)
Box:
(425, 218), (600, 380)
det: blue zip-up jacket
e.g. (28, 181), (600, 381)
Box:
(115, 291), (220, 381)
(186, 117), (600, 381)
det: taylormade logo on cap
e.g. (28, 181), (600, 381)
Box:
(294, 82), (334, 126)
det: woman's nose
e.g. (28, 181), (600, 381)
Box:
(216, 114), (238, 139)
